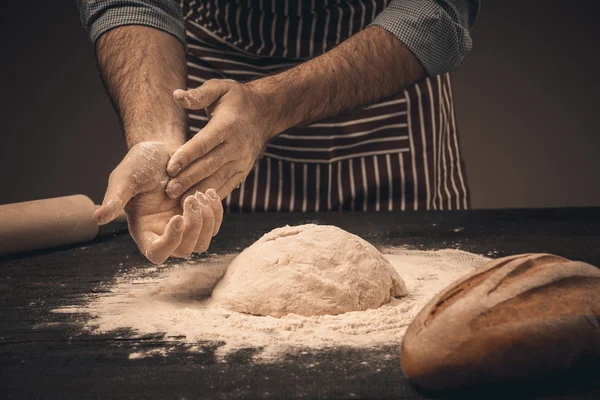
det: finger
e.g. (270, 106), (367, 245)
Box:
(173, 79), (230, 110)
(93, 170), (135, 225)
(165, 143), (229, 198)
(216, 171), (247, 200)
(144, 215), (185, 265)
(194, 193), (215, 253)
(172, 196), (203, 259)
(180, 161), (242, 202)
(206, 188), (224, 236)
(167, 119), (229, 177)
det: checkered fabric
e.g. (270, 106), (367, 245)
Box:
(76, 0), (479, 76)
(76, 0), (187, 47)
(370, 0), (480, 75)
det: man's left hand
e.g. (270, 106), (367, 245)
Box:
(166, 79), (276, 201)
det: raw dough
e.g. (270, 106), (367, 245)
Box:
(211, 224), (407, 317)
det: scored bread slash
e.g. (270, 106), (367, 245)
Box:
(400, 253), (600, 390)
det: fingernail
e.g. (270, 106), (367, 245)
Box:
(93, 209), (103, 224)
(167, 162), (182, 176)
(174, 217), (184, 231)
(167, 182), (182, 197)
(173, 89), (186, 99)
(206, 188), (219, 200)
(107, 199), (121, 210)
(198, 193), (209, 206)
(174, 91), (192, 108)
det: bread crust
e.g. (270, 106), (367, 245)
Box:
(400, 253), (600, 390)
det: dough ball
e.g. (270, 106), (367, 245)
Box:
(211, 224), (407, 317)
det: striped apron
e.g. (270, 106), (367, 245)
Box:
(181, 0), (470, 212)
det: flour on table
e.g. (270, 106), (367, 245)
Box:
(52, 230), (489, 360)
(212, 224), (406, 317)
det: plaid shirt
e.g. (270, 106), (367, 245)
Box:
(76, 0), (479, 76)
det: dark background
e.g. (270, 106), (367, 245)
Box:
(0, 1), (598, 209)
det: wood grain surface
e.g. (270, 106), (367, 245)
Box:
(1, 209), (599, 399)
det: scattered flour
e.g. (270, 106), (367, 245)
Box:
(53, 247), (489, 360)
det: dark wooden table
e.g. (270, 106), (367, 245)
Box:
(1, 209), (599, 399)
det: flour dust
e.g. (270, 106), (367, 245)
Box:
(52, 248), (489, 360)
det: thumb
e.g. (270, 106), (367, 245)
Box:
(173, 80), (230, 110)
(93, 171), (135, 225)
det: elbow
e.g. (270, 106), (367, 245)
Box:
(427, 23), (473, 76)
(443, 29), (473, 74)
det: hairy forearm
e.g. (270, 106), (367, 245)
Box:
(248, 26), (425, 138)
(96, 26), (187, 149)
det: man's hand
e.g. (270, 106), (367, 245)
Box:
(93, 27), (224, 263)
(165, 27), (425, 201)
(94, 142), (223, 264)
(165, 80), (274, 200)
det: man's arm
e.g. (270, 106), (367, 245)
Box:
(164, 25), (424, 194)
(248, 0), (480, 138)
(166, 26), (424, 196)
(77, 0), (189, 149)
(248, 25), (425, 139)
(166, 0), (479, 199)
(93, 27), (226, 264)
(76, 2), (225, 263)
(96, 25), (187, 149)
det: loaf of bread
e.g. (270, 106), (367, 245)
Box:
(400, 253), (600, 390)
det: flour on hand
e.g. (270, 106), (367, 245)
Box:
(211, 224), (407, 317)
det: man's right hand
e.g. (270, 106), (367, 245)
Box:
(93, 142), (224, 264)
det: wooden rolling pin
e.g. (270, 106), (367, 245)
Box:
(0, 195), (128, 256)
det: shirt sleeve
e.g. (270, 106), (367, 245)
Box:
(369, 0), (480, 76)
(76, 0), (186, 47)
